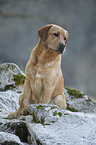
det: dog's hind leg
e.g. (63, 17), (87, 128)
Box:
(50, 93), (67, 109)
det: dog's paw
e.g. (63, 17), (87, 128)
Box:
(8, 108), (24, 119)
(8, 112), (18, 119)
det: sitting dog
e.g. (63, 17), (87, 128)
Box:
(8, 24), (68, 118)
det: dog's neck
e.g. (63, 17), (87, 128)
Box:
(36, 39), (61, 66)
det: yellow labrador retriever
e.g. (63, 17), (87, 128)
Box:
(8, 24), (68, 118)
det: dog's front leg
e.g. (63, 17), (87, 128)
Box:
(8, 79), (32, 118)
(39, 86), (55, 103)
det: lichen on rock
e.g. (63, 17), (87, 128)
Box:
(64, 87), (96, 113)
(0, 63), (26, 92)
(24, 104), (62, 125)
(13, 74), (26, 86)
(65, 87), (85, 98)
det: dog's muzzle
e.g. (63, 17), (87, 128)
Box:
(49, 42), (66, 54)
(57, 43), (66, 54)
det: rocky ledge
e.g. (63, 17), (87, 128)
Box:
(0, 63), (96, 145)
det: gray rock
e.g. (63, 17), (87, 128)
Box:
(0, 132), (24, 145)
(64, 88), (96, 113)
(0, 119), (29, 144)
(0, 63), (26, 93)
(0, 90), (19, 118)
(0, 63), (96, 144)
(25, 104), (96, 145)
(0, 90), (29, 144)
(24, 104), (63, 125)
(0, 89), (30, 144)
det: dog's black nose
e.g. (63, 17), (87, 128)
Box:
(59, 43), (66, 49)
(58, 43), (66, 54)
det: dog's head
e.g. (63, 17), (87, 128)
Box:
(38, 24), (68, 54)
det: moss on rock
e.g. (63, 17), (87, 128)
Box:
(58, 112), (62, 117)
(36, 105), (45, 110)
(32, 112), (45, 125)
(67, 104), (78, 112)
(0, 63), (26, 92)
(53, 111), (58, 116)
(13, 74), (26, 86)
(65, 87), (85, 98)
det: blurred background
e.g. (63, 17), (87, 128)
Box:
(0, 0), (96, 99)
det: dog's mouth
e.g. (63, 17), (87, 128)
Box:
(49, 43), (66, 54)
(57, 46), (66, 54)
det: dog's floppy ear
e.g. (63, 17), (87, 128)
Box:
(65, 30), (69, 39)
(38, 24), (52, 41)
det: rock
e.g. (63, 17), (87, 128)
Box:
(0, 63), (96, 144)
(0, 90), (30, 144)
(24, 104), (63, 125)
(64, 87), (96, 113)
(25, 104), (96, 144)
(0, 90), (19, 118)
(0, 132), (24, 145)
(0, 63), (26, 93)
(0, 119), (29, 144)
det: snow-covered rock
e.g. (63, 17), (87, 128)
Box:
(0, 63), (96, 144)
(0, 63), (25, 93)
(25, 104), (96, 145)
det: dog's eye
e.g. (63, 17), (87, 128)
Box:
(64, 37), (66, 41)
(53, 33), (59, 37)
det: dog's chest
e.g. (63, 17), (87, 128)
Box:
(35, 71), (42, 78)
(30, 63), (58, 99)
(30, 67), (44, 97)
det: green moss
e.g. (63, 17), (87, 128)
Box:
(8, 64), (15, 70)
(50, 121), (56, 123)
(32, 112), (41, 124)
(58, 112), (62, 117)
(36, 140), (42, 145)
(65, 87), (85, 98)
(67, 104), (78, 112)
(13, 74), (26, 86)
(64, 113), (69, 115)
(36, 105), (44, 110)
(0, 84), (16, 91)
(44, 123), (51, 125)
(53, 111), (57, 116)
(41, 117), (45, 124)
(86, 97), (92, 101)
(4, 84), (15, 91)
(32, 112), (45, 125)
(50, 106), (58, 110)
(53, 111), (62, 117)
